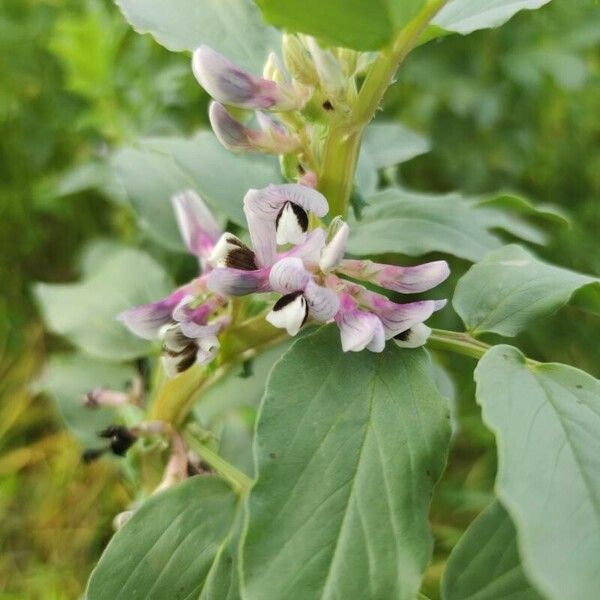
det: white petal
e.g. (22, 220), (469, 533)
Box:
(393, 323), (431, 348)
(304, 280), (340, 321)
(276, 202), (307, 245)
(337, 309), (385, 353)
(159, 323), (190, 353)
(319, 221), (349, 272)
(269, 257), (309, 294)
(171, 190), (221, 258)
(196, 334), (220, 364)
(265, 293), (308, 336)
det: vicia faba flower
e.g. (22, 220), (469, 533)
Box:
(209, 102), (301, 155)
(192, 45), (310, 112)
(207, 184), (449, 352)
(119, 190), (229, 377)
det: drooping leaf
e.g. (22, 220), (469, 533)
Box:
(35, 353), (135, 445)
(112, 132), (281, 250)
(442, 500), (543, 600)
(348, 189), (543, 262)
(34, 247), (173, 360)
(242, 325), (451, 600)
(362, 121), (430, 170)
(475, 193), (569, 227)
(454, 244), (598, 336)
(433, 0), (553, 35)
(255, 0), (426, 51)
(475, 345), (600, 600)
(86, 477), (238, 600)
(116, 0), (279, 71)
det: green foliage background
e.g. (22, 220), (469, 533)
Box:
(0, 0), (597, 597)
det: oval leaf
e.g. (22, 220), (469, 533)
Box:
(35, 247), (174, 360)
(442, 500), (543, 600)
(475, 345), (600, 600)
(86, 476), (238, 600)
(242, 325), (451, 600)
(454, 244), (598, 336)
(433, 0), (553, 35)
(255, 0), (425, 51)
(116, 0), (279, 71)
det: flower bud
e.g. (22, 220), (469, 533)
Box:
(282, 34), (319, 86)
(209, 102), (301, 155)
(262, 52), (286, 84)
(303, 37), (347, 101)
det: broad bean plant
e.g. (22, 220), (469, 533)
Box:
(35, 1), (600, 599)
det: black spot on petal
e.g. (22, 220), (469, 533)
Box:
(394, 329), (412, 342)
(226, 247), (257, 271)
(322, 100), (334, 111)
(273, 290), (304, 311)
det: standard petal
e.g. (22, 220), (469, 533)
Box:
(338, 259), (450, 294)
(304, 280), (340, 321)
(207, 267), (271, 296)
(275, 183), (329, 218)
(269, 257), (310, 294)
(393, 323), (432, 348)
(117, 289), (186, 340)
(359, 290), (439, 339)
(171, 189), (221, 259)
(265, 291), (308, 336)
(320, 220), (349, 272)
(208, 102), (253, 151)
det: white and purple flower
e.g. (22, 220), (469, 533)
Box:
(206, 183), (449, 352)
(119, 190), (228, 377)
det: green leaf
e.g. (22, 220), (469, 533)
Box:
(36, 353), (135, 445)
(242, 325), (451, 600)
(86, 476), (238, 600)
(442, 500), (543, 600)
(116, 0), (279, 71)
(475, 345), (600, 600)
(433, 1), (553, 35)
(362, 122), (430, 170)
(475, 193), (570, 227)
(35, 247), (174, 360)
(454, 244), (598, 336)
(112, 133), (281, 250)
(255, 0), (425, 51)
(348, 189), (543, 262)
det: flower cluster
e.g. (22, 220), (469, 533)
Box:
(120, 182), (448, 378)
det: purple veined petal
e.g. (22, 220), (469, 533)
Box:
(171, 190), (221, 261)
(266, 291), (308, 336)
(173, 295), (225, 328)
(244, 184), (329, 221)
(304, 280), (340, 321)
(338, 259), (450, 294)
(393, 323), (432, 348)
(320, 220), (349, 272)
(335, 294), (385, 353)
(207, 266), (271, 296)
(283, 227), (326, 262)
(269, 257), (310, 294)
(179, 320), (221, 339)
(209, 102), (254, 151)
(117, 289), (187, 340)
(359, 289), (440, 339)
(192, 46), (307, 111)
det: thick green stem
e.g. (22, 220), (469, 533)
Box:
(183, 428), (252, 494)
(317, 0), (448, 219)
(428, 328), (492, 360)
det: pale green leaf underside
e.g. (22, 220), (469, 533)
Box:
(255, 0), (425, 51)
(242, 325), (451, 600)
(116, 0), (279, 71)
(454, 244), (598, 336)
(36, 353), (135, 445)
(475, 345), (600, 600)
(348, 189), (546, 262)
(442, 500), (542, 600)
(112, 132), (281, 250)
(86, 477), (238, 600)
(34, 247), (173, 360)
(362, 122), (430, 170)
(433, 0), (553, 35)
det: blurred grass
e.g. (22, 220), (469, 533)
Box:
(0, 0), (598, 596)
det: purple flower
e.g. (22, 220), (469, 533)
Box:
(192, 46), (309, 111)
(209, 102), (302, 155)
(119, 191), (230, 377)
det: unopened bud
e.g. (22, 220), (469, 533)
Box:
(282, 34), (319, 86)
(304, 37), (347, 100)
(262, 52), (286, 84)
(337, 48), (360, 77)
